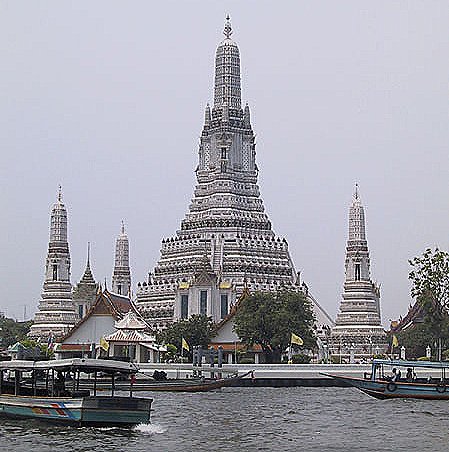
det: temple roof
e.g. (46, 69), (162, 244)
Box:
(105, 329), (155, 343)
(60, 288), (132, 342)
(114, 310), (148, 330)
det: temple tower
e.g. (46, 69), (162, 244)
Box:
(136, 17), (331, 331)
(330, 185), (387, 361)
(73, 243), (98, 319)
(112, 222), (131, 296)
(29, 188), (78, 339)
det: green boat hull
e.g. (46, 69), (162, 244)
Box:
(0, 395), (152, 426)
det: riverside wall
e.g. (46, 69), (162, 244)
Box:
(138, 363), (373, 387)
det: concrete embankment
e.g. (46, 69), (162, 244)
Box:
(138, 363), (372, 387)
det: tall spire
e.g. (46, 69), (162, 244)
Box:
(112, 221), (131, 296)
(73, 241), (97, 319)
(80, 242), (95, 284)
(197, 17), (255, 177)
(136, 17), (333, 333)
(213, 15), (241, 109)
(29, 190), (78, 339)
(330, 186), (386, 360)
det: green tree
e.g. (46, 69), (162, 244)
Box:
(156, 315), (216, 361)
(397, 319), (449, 359)
(233, 290), (316, 363)
(409, 248), (449, 311)
(0, 318), (33, 349)
(405, 248), (449, 359)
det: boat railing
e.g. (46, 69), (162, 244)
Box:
(0, 359), (140, 399)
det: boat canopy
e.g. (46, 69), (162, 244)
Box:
(372, 359), (449, 369)
(0, 358), (139, 374)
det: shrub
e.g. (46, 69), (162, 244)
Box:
(292, 354), (311, 364)
(238, 357), (255, 364)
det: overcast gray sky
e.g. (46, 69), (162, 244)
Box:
(1, 1), (448, 326)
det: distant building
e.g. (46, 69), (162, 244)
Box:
(135, 17), (332, 332)
(105, 311), (164, 363)
(209, 288), (263, 363)
(330, 186), (387, 361)
(56, 287), (132, 359)
(29, 188), (78, 340)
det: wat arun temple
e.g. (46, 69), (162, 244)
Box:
(134, 18), (332, 332)
(30, 18), (387, 360)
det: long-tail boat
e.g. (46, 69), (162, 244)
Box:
(78, 370), (254, 392)
(0, 358), (152, 426)
(323, 359), (449, 400)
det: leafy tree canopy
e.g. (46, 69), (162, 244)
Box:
(401, 248), (449, 359)
(409, 248), (449, 311)
(397, 318), (449, 359)
(233, 290), (316, 363)
(156, 315), (217, 359)
(0, 318), (33, 349)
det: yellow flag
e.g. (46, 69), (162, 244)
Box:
(291, 333), (304, 346)
(392, 335), (398, 348)
(182, 337), (190, 351)
(99, 336), (109, 351)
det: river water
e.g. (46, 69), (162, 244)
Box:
(2, 387), (449, 451)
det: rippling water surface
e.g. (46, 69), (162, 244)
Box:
(2, 387), (449, 451)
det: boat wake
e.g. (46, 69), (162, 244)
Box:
(134, 423), (166, 435)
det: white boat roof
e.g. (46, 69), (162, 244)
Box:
(373, 359), (449, 369)
(0, 358), (139, 374)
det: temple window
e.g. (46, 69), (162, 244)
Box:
(355, 263), (361, 281)
(181, 294), (189, 319)
(52, 264), (58, 281)
(200, 290), (208, 316)
(220, 294), (228, 319)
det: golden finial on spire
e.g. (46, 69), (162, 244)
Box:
(224, 14), (232, 39)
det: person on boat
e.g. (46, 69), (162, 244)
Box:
(54, 370), (66, 396)
(391, 368), (401, 382)
(406, 368), (414, 382)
